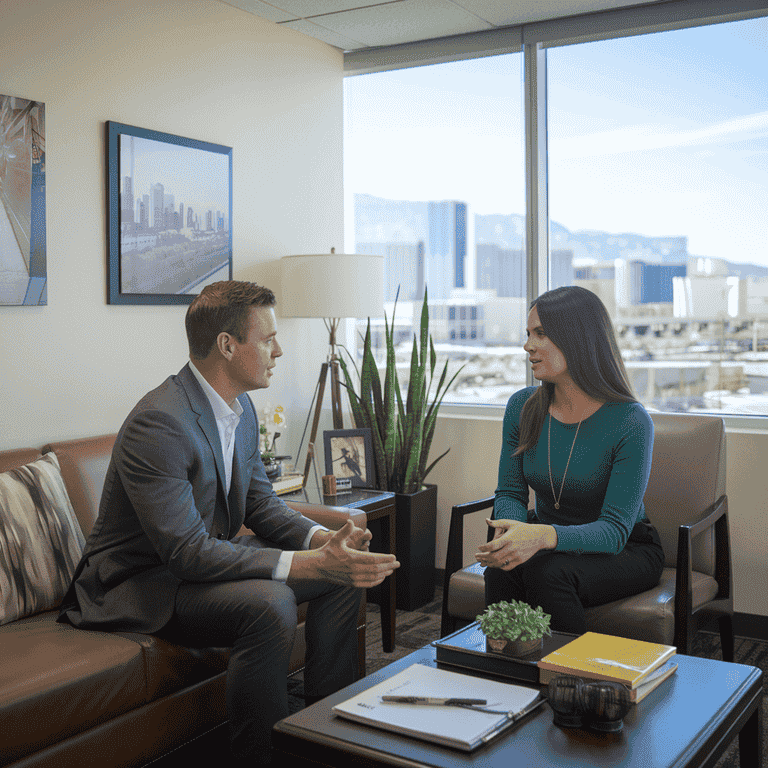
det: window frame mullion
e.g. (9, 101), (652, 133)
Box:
(524, 42), (548, 387)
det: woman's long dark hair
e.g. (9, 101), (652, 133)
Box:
(516, 286), (636, 455)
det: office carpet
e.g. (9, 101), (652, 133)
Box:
(149, 587), (766, 767)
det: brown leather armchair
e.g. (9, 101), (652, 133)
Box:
(441, 412), (734, 661)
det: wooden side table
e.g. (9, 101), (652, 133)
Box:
(282, 486), (397, 653)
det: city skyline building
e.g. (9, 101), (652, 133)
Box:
(357, 240), (424, 301)
(121, 175), (133, 224)
(150, 182), (163, 230)
(631, 262), (687, 304)
(428, 200), (466, 298)
(354, 193), (466, 300)
(355, 192), (768, 328)
(122, 174), (229, 236)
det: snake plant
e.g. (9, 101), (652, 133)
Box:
(338, 288), (463, 495)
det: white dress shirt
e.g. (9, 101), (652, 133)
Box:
(188, 361), (323, 580)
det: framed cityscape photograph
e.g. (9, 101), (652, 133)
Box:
(323, 428), (373, 488)
(0, 94), (46, 306)
(106, 121), (232, 305)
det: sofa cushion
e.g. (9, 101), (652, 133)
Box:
(0, 611), (149, 765)
(0, 453), (85, 625)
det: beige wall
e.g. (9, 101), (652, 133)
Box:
(1, 0), (341, 454)
(430, 414), (768, 619)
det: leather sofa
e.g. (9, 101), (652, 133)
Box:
(0, 434), (367, 768)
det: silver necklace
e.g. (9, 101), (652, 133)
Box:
(547, 412), (584, 510)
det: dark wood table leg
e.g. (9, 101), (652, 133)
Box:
(738, 691), (763, 768)
(377, 506), (396, 653)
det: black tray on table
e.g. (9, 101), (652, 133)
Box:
(433, 622), (577, 684)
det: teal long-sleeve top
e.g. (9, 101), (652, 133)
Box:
(495, 387), (654, 555)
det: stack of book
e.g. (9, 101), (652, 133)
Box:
(537, 631), (678, 703)
(270, 473), (304, 495)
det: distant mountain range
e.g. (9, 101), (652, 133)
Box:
(354, 196), (768, 280)
(475, 212), (768, 278)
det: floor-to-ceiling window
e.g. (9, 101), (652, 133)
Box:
(548, 18), (768, 414)
(344, 53), (526, 405)
(344, 7), (768, 418)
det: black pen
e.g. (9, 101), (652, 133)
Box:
(381, 696), (487, 706)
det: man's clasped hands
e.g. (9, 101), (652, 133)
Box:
(289, 520), (399, 588)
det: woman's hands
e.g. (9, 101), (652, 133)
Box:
(475, 518), (557, 571)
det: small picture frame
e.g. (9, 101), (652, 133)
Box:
(323, 429), (373, 488)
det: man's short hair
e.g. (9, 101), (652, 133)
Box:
(185, 281), (276, 360)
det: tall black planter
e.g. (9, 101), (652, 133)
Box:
(367, 483), (437, 612)
(393, 483), (437, 611)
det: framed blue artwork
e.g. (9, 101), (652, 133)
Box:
(106, 121), (232, 305)
(0, 94), (46, 306)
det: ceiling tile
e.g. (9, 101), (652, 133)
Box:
(453, 0), (661, 26)
(220, 0), (298, 23)
(274, 1), (404, 16)
(280, 18), (369, 49)
(305, 0), (493, 47)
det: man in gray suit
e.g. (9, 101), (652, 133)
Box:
(59, 281), (398, 766)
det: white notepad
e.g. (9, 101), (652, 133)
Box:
(332, 663), (543, 751)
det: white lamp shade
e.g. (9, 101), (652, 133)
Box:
(280, 253), (384, 318)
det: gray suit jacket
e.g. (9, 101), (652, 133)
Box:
(58, 364), (315, 633)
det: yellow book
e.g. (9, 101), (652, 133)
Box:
(539, 659), (678, 702)
(537, 632), (676, 688)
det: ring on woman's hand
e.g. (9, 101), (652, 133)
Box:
(504, 559), (509, 566)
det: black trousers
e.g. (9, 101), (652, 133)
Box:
(160, 575), (361, 765)
(484, 536), (664, 635)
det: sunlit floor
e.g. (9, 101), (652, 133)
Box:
(0, 197), (29, 305)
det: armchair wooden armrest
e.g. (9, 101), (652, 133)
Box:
(443, 497), (494, 585)
(674, 494), (732, 654)
(441, 496), (494, 636)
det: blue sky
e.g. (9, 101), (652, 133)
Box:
(121, 135), (230, 218)
(344, 15), (768, 268)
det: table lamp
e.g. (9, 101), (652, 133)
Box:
(280, 249), (384, 485)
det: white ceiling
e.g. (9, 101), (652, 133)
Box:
(220, 0), (662, 51)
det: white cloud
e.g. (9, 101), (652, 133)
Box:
(551, 111), (768, 159)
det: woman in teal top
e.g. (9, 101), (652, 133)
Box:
(477, 286), (664, 634)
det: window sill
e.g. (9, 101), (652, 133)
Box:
(437, 403), (768, 434)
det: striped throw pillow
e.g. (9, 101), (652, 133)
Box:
(0, 452), (85, 625)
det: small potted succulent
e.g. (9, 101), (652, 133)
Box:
(476, 600), (552, 658)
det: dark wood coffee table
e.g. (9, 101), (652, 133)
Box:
(273, 642), (763, 768)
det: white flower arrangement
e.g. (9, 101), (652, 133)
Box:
(259, 404), (286, 461)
